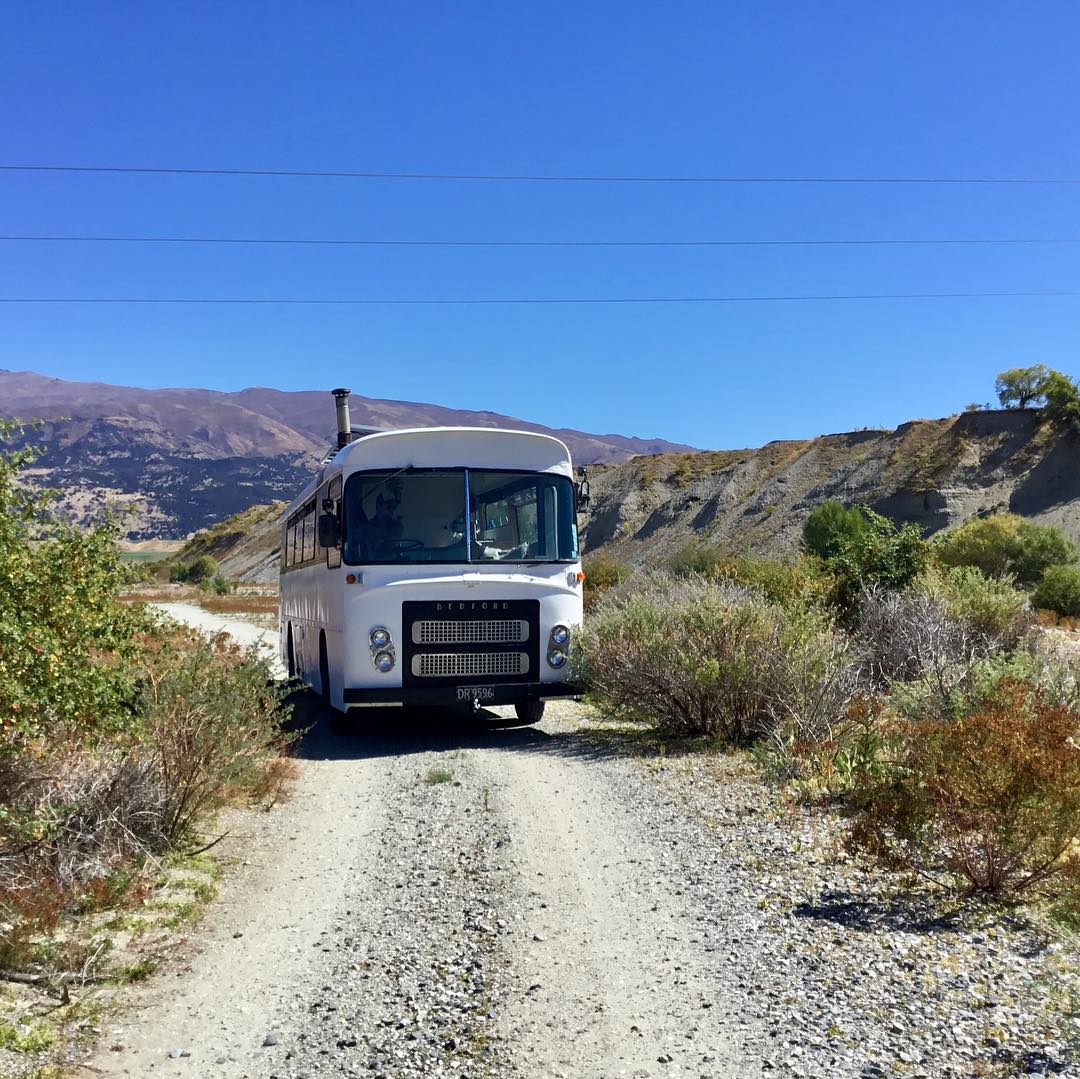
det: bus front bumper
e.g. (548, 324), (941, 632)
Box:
(343, 682), (583, 708)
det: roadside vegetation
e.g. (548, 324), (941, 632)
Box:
(0, 421), (294, 1063)
(580, 368), (1080, 918)
(169, 553), (236, 596)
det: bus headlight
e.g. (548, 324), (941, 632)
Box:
(547, 649), (567, 669)
(374, 651), (395, 673)
(370, 627), (392, 649)
(550, 624), (570, 647)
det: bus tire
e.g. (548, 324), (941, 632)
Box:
(319, 632), (332, 708)
(286, 624), (296, 679)
(514, 701), (545, 724)
(319, 633), (350, 733)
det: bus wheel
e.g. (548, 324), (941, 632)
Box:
(514, 701), (545, 724)
(319, 632), (332, 708)
(286, 625), (296, 679)
(319, 634), (349, 733)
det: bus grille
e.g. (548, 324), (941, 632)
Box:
(412, 619), (529, 645)
(411, 652), (530, 678)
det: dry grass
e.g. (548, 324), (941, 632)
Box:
(1036, 608), (1080, 632)
(118, 585), (278, 619)
(197, 594), (279, 617)
(883, 417), (960, 488)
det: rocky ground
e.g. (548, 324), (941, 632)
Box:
(60, 611), (1078, 1079)
(72, 704), (1077, 1079)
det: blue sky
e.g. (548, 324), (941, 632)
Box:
(1, 2), (1077, 449)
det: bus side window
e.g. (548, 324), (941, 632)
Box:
(325, 476), (343, 570)
(302, 505), (314, 562)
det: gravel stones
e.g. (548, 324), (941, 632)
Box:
(621, 735), (1079, 1079)
(86, 695), (1079, 1078)
(276, 746), (518, 1078)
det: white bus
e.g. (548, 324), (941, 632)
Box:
(279, 390), (585, 724)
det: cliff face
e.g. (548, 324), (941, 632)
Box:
(581, 409), (1080, 563)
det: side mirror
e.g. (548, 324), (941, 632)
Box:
(575, 468), (591, 511)
(318, 512), (341, 549)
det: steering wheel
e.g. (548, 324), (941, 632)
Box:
(388, 538), (424, 552)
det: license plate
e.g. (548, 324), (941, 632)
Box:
(456, 686), (495, 701)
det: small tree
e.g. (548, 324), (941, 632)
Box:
(1042, 370), (1080, 435)
(937, 513), (1076, 588)
(1032, 564), (1080, 617)
(170, 554), (220, 584)
(995, 364), (1051, 409)
(802, 501), (871, 561)
(0, 421), (150, 749)
(827, 509), (929, 616)
(803, 503), (928, 618)
(1012, 521), (1078, 587)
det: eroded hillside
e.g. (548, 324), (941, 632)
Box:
(177, 408), (1080, 582)
(583, 408), (1080, 564)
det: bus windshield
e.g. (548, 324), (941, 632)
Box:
(342, 468), (578, 565)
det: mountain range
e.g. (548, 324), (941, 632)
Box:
(0, 369), (694, 538)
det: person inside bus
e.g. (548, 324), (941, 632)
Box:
(366, 492), (404, 559)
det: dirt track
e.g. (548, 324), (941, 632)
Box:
(84, 607), (759, 1078)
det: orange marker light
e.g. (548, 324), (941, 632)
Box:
(577, 572), (586, 582)
(345, 573), (356, 584)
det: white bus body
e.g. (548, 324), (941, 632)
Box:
(279, 423), (584, 719)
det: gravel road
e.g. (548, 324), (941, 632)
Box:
(85, 607), (1077, 1079)
(88, 698), (759, 1078)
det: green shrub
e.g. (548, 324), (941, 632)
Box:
(667, 539), (732, 578)
(820, 508), (929, 618)
(170, 554), (220, 584)
(668, 541), (832, 612)
(199, 573), (235, 596)
(936, 513), (1077, 587)
(756, 603), (868, 784)
(936, 515), (1020, 578)
(802, 501), (871, 560)
(142, 629), (292, 848)
(580, 575), (864, 753)
(713, 553), (833, 611)
(918, 565), (1031, 646)
(1011, 523), (1078, 586)
(1032, 563), (1080, 617)
(582, 550), (630, 609)
(1043, 369), (1080, 435)
(0, 423), (153, 749)
(0, 422), (295, 958)
(579, 575), (779, 741)
(849, 679), (1080, 900)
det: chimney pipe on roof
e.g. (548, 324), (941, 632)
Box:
(332, 388), (352, 449)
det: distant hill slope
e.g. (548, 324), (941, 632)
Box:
(176, 407), (1080, 584)
(0, 369), (694, 538)
(583, 408), (1080, 562)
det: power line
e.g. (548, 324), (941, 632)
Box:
(2, 164), (1079, 185)
(1, 234), (1076, 249)
(0, 290), (1075, 306)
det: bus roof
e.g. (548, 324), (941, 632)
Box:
(287, 426), (575, 516)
